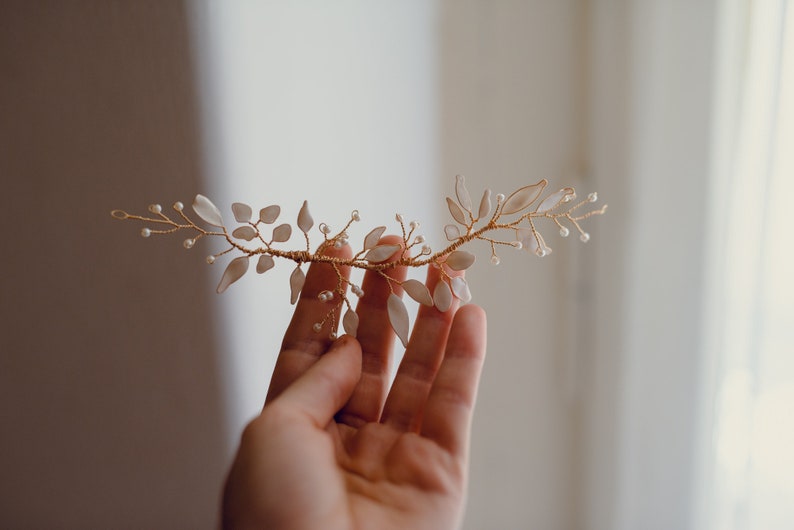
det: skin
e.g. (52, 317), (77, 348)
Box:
(222, 236), (488, 530)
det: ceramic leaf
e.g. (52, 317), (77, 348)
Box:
(403, 279), (434, 306)
(193, 194), (224, 227)
(216, 256), (249, 293)
(387, 293), (410, 347)
(259, 205), (280, 224)
(231, 202), (252, 223)
(502, 181), (547, 215)
(446, 250), (476, 271)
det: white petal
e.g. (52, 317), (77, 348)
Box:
(342, 309), (359, 337)
(193, 194), (224, 227)
(232, 226), (257, 241)
(455, 175), (472, 213)
(478, 189), (492, 219)
(536, 187), (575, 212)
(297, 200), (313, 233)
(446, 197), (467, 225)
(445, 250), (476, 271)
(366, 244), (400, 263)
(387, 294), (410, 348)
(259, 205), (280, 224)
(451, 276), (472, 303)
(272, 223), (292, 243)
(433, 281), (453, 312)
(231, 202), (252, 223)
(502, 180), (547, 214)
(444, 224), (461, 241)
(289, 266), (305, 304)
(403, 279), (433, 306)
(256, 255), (274, 274)
(216, 256), (249, 294)
(363, 226), (387, 250)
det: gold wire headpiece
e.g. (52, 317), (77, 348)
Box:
(111, 175), (606, 345)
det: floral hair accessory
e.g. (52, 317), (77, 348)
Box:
(111, 176), (606, 345)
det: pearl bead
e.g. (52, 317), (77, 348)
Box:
(409, 220), (419, 229)
(535, 247), (546, 257)
(173, 201), (184, 211)
(206, 255), (215, 264)
(148, 204), (162, 214)
(512, 241), (522, 249)
(580, 232), (590, 243)
(320, 223), (331, 234)
(351, 210), (360, 221)
(333, 240), (342, 249)
(395, 213), (404, 223)
(415, 235), (425, 244)
(496, 193), (505, 202)
(140, 228), (151, 238)
(183, 238), (194, 249)
(421, 245), (431, 255)
(329, 332), (338, 340)
(491, 255), (501, 265)
(559, 227), (570, 237)
(312, 323), (322, 333)
(588, 192), (598, 203)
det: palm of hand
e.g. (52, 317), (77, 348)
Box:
(222, 238), (487, 530)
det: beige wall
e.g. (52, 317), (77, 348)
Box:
(0, 2), (227, 527)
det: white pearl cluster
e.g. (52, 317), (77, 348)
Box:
(317, 290), (334, 302)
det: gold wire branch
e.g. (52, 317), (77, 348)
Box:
(111, 175), (606, 345)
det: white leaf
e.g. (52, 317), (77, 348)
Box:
(444, 224), (461, 241)
(433, 281), (453, 312)
(478, 189), (492, 219)
(366, 244), (400, 263)
(342, 309), (359, 337)
(231, 202), (252, 223)
(536, 187), (575, 212)
(289, 266), (305, 304)
(516, 227), (551, 256)
(297, 200), (313, 233)
(193, 194), (224, 227)
(446, 250), (476, 271)
(502, 180), (547, 215)
(259, 205), (280, 224)
(387, 293), (410, 348)
(232, 226), (257, 241)
(455, 174), (473, 213)
(256, 255), (274, 274)
(446, 197), (467, 225)
(451, 276), (472, 303)
(272, 223), (292, 243)
(216, 256), (249, 294)
(403, 279), (434, 306)
(363, 226), (387, 250)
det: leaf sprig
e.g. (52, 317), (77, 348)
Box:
(111, 176), (606, 345)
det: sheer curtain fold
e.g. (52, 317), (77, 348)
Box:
(698, 1), (794, 528)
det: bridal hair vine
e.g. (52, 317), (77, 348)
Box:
(111, 176), (606, 346)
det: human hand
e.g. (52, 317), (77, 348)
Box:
(221, 236), (487, 530)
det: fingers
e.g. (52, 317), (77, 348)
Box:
(271, 335), (362, 428)
(379, 265), (463, 432)
(420, 304), (487, 458)
(336, 235), (407, 427)
(266, 243), (352, 404)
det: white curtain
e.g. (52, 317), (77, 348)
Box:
(697, 0), (794, 528)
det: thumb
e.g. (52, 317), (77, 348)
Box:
(272, 335), (362, 427)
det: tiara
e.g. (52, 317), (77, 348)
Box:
(111, 175), (606, 345)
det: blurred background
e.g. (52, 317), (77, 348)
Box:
(1, 1), (792, 528)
